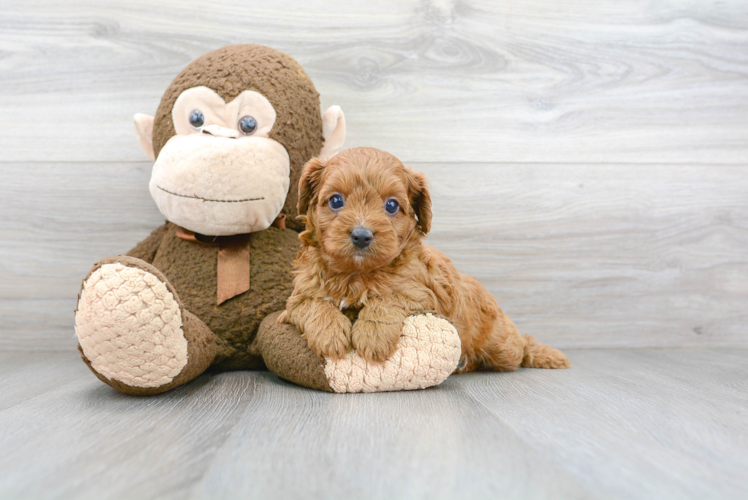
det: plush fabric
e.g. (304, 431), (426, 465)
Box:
(151, 44), (323, 231)
(150, 133), (290, 235)
(125, 223), (170, 264)
(256, 311), (334, 392)
(76, 259), (188, 388)
(323, 313), (461, 393)
(171, 87), (278, 138)
(147, 222), (298, 370)
(76, 256), (217, 395)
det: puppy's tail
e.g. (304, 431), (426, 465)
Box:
(521, 335), (571, 369)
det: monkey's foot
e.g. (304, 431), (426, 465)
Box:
(75, 256), (215, 395)
(324, 313), (461, 393)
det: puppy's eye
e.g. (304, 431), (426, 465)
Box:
(238, 115), (258, 135)
(189, 110), (205, 130)
(328, 194), (345, 210)
(385, 198), (400, 215)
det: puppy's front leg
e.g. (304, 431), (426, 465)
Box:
(352, 297), (409, 363)
(284, 299), (352, 359)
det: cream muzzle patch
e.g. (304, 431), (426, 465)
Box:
(149, 87), (290, 236)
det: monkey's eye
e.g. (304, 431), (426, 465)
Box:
(238, 115), (258, 135)
(385, 198), (400, 215)
(328, 194), (345, 210)
(189, 110), (205, 130)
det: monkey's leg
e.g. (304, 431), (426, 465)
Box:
(257, 311), (461, 393)
(75, 256), (216, 396)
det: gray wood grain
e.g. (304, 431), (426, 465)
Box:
(189, 372), (594, 500)
(0, 351), (89, 411)
(0, 358), (258, 500)
(0, 349), (745, 499)
(0, 161), (163, 349)
(460, 348), (748, 500)
(2, 161), (746, 349)
(423, 162), (748, 349)
(0, 0), (747, 163)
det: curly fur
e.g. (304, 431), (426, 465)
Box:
(281, 147), (570, 371)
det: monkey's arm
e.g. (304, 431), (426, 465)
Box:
(125, 222), (173, 264)
(280, 298), (352, 359)
(258, 310), (462, 393)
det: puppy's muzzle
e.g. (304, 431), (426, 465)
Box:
(350, 226), (374, 249)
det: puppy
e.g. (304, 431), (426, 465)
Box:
(280, 147), (570, 372)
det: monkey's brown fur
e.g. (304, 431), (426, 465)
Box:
(130, 44), (321, 367)
(283, 147), (571, 372)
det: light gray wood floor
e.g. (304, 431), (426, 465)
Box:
(0, 349), (745, 500)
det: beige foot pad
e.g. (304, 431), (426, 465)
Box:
(75, 262), (188, 388)
(324, 313), (461, 393)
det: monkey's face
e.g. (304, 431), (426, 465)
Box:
(135, 45), (347, 235)
(149, 86), (290, 236)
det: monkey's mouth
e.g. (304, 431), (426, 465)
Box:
(157, 186), (264, 203)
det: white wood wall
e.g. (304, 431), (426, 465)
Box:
(1, 0), (747, 349)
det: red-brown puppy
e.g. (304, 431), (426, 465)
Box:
(280, 147), (570, 372)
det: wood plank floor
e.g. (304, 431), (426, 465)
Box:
(0, 349), (745, 500)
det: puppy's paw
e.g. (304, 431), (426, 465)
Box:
(303, 312), (352, 360)
(351, 319), (402, 363)
(276, 310), (288, 324)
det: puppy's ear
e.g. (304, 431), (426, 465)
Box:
(406, 169), (432, 234)
(298, 157), (328, 215)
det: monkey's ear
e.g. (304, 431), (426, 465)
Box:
(319, 106), (345, 160)
(298, 157), (328, 215)
(133, 113), (156, 161)
(407, 170), (432, 234)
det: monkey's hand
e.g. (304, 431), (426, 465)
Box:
(285, 298), (352, 359)
(351, 298), (408, 363)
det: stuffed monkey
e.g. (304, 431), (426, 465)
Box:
(74, 45), (460, 395)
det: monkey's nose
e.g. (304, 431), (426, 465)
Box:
(350, 226), (374, 249)
(201, 124), (241, 139)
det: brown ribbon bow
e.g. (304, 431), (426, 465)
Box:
(175, 214), (286, 305)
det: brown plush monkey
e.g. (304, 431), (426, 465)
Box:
(74, 45), (460, 395)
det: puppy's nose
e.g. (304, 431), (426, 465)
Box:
(350, 226), (374, 249)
